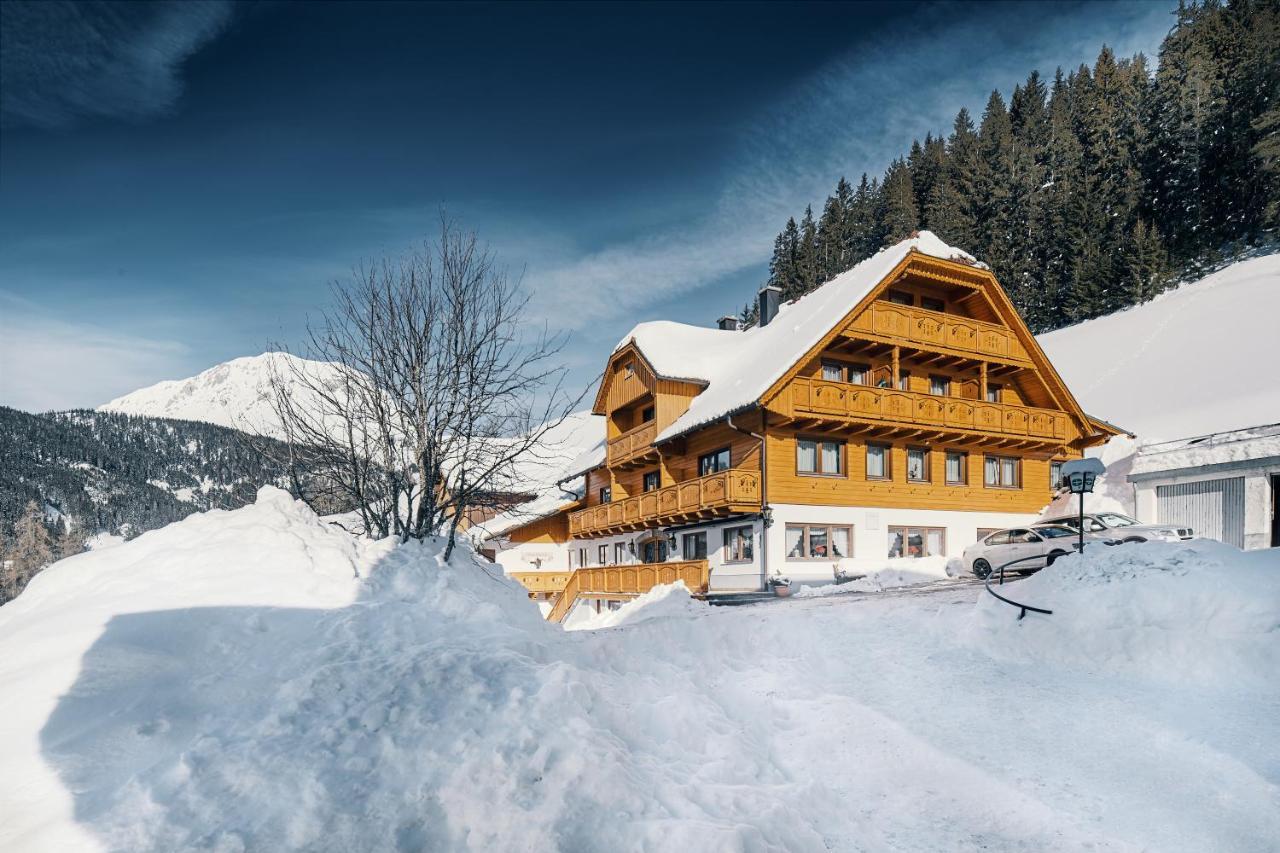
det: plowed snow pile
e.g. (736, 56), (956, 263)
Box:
(1, 492), (1277, 852)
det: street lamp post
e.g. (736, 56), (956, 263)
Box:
(1061, 458), (1106, 555)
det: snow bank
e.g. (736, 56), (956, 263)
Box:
(968, 540), (1280, 689)
(794, 556), (951, 598)
(565, 580), (707, 630)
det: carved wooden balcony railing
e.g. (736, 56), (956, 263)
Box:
(845, 303), (1031, 365)
(508, 571), (574, 595)
(568, 468), (761, 537)
(606, 420), (658, 468)
(783, 377), (1069, 443)
(546, 559), (710, 622)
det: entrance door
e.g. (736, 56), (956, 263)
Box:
(641, 540), (667, 564)
(1156, 477), (1245, 547)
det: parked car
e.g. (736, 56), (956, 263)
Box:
(1035, 512), (1194, 543)
(963, 525), (1091, 579)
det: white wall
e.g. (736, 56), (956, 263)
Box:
(766, 503), (1040, 586)
(1133, 463), (1277, 551)
(490, 537), (573, 575)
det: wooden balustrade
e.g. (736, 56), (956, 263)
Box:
(509, 571), (574, 595)
(846, 303), (1030, 364)
(786, 377), (1068, 442)
(546, 559), (710, 623)
(606, 420), (658, 467)
(568, 468), (761, 537)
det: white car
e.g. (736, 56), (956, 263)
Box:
(1036, 512), (1194, 543)
(963, 525), (1093, 579)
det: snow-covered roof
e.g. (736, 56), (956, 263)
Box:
(610, 232), (978, 444)
(1036, 253), (1280, 445)
(1130, 422), (1280, 477)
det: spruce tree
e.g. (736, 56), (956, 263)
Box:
(877, 158), (919, 245)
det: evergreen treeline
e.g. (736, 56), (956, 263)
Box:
(747, 0), (1279, 332)
(0, 407), (296, 602)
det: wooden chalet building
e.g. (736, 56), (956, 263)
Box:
(490, 232), (1122, 622)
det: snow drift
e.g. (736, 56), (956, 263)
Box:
(2, 493), (1277, 852)
(970, 539), (1280, 689)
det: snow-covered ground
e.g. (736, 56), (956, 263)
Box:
(1, 491), (1276, 852)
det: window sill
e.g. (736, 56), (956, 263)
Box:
(984, 484), (1021, 490)
(907, 478), (930, 484)
(797, 471), (845, 479)
(786, 556), (850, 562)
(722, 559), (754, 565)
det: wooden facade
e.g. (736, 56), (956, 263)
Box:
(507, 249), (1122, 618)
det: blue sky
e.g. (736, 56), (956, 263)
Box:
(0, 0), (1177, 412)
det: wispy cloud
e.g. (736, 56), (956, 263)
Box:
(523, 1), (1174, 329)
(0, 0), (234, 128)
(0, 291), (192, 412)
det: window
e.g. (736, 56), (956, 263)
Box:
(929, 374), (951, 396)
(982, 530), (1009, 546)
(866, 443), (890, 479)
(613, 542), (626, 564)
(1050, 460), (1065, 490)
(921, 296), (945, 312)
(984, 455), (1021, 488)
(641, 405), (655, 423)
(898, 371), (911, 391)
(599, 486), (611, 503)
(907, 447), (930, 483)
(785, 524), (853, 560)
(822, 361), (844, 381)
(887, 526), (945, 558)
(578, 547), (588, 567)
(682, 531), (707, 559)
(597, 545), (608, 565)
(642, 471), (660, 491)
(945, 451), (967, 485)
(624, 361), (635, 377)
(723, 526), (753, 563)
(887, 290), (913, 306)
(698, 447), (731, 476)
(798, 438), (843, 476)
(846, 363), (868, 385)
(986, 383), (1002, 403)
(977, 527), (1002, 542)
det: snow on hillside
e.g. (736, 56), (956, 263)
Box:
(98, 352), (343, 440)
(1, 493), (1277, 852)
(1036, 254), (1279, 443)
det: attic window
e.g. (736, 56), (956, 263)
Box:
(624, 361), (635, 377)
(887, 290), (914, 306)
(921, 296), (945, 312)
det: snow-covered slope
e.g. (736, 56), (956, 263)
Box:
(1036, 254), (1279, 442)
(1, 493), (1277, 851)
(98, 352), (343, 440)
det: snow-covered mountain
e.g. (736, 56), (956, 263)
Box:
(98, 352), (342, 441)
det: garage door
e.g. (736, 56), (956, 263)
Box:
(1156, 477), (1245, 548)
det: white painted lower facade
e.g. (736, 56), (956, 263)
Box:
(487, 536), (573, 576)
(557, 504), (1044, 593)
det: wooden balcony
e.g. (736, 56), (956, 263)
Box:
(508, 571), (573, 595)
(845, 302), (1031, 366)
(569, 468), (761, 537)
(783, 377), (1069, 445)
(606, 420), (658, 468)
(546, 559), (710, 622)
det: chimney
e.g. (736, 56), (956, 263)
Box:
(717, 315), (739, 331)
(757, 285), (781, 327)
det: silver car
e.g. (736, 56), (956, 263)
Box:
(963, 525), (1089, 579)
(1036, 512), (1193, 543)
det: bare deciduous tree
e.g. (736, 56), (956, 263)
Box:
(262, 218), (581, 559)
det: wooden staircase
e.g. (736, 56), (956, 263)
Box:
(516, 560), (711, 623)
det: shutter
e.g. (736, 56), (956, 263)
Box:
(1156, 477), (1245, 548)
